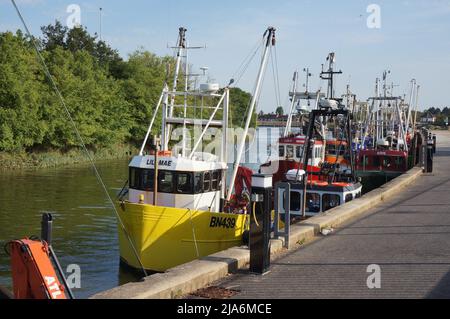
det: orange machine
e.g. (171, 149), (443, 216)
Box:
(9, 239), (68, 299)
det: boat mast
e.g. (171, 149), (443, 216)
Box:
(320, 52), (342, 100)
(284, 71), (299, 137)
(405, 79), (416, 136)
(227, 27), (276, 201)
(164, 27), (187, 150)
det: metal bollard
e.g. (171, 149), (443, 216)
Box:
(249, 174), (272, 274)
(427, 137), (434, 173)
(432, 134), (436, 155)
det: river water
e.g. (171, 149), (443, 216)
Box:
(0, 158), (140, 298)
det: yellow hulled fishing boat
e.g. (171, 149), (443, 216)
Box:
(117, 27), (276, 272)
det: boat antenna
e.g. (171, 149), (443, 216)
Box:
(10, 0), (148, 277)
(320, 52), (342, 100)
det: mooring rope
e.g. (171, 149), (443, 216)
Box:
(187, 209), (200, 258)
(11, 0), (148, 277)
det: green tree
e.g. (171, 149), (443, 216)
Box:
(228, 87), (253, 127)
(120, 50), (171, 144)
(0, 31), (47, 152)
(275, 106), (284, 116)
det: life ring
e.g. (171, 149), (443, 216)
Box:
(331, 182), (351, 187)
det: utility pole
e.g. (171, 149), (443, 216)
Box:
(99, 7), (103, 41)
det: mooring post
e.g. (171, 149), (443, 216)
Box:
(427, 133), (434, 173)
(432, 134), (436, 155)
(41, 213), (53, 246)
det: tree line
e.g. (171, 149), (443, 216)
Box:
(0, 21), (252, 153)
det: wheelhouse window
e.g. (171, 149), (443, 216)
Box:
(203, 172), (211, 192)
(211, 171), (219, 191)
(286, 145), (294, 158)
(142, 169), (154, 191)
(194, 172), (203, 194)
(176, 172), (193, 194)
(158, 171), (174, 193)
(296, 146), (303, 158)
(129, 167), (138, 189)
(279, 145), (285, 157)
(306, 193), (320, 213)
(322, 194), (341, 211)
(383, 156), (393, 169)
(217, 171), (223, 189)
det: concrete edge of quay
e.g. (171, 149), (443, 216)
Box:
(91, 167), (423, 299)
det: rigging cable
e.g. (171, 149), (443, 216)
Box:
(10, 0), (148, 277)
(230, 38), (263, 88)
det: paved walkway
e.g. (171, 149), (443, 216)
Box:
(203, 131), (450, 299)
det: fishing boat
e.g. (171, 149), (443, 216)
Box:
(117, 27), (276, 272)
(277, 106), (363, 217)
(271, 53), (362, 217)
(355, 73), (420, 178)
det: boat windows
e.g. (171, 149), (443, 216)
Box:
(383, 156), (393, 169)
(306, 193), (321, 213)
(130, 168), (221, 194)
(211, 171), (219, 191)
(315, 147), (320, 158)
(345, 193), (353, 203)
(290, 191), (302, 212)
(194, 172), (203, 194)
(322, 194), (341, 211)
(296, 146), (303, 158)
(286, 145), (294, 158)
(158, 171), (174, 193)
(279, 145), (285, 157)
(129, 167), (138, 189)
(203, 172), (211, 192)
(142, 169), (154, 190)
(176, 172), (193, 194)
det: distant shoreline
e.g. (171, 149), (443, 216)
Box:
(0, 144), (137, 170)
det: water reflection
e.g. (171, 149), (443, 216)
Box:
(0, 159), (141, 298)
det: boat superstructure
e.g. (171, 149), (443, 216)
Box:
(118, 27), (276, 272)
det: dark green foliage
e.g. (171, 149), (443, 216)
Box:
(0, 22), (252, 153)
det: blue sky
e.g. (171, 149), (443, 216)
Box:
(1, 0), (449, 111)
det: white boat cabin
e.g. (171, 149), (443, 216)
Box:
(128, 153), (226, 212)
